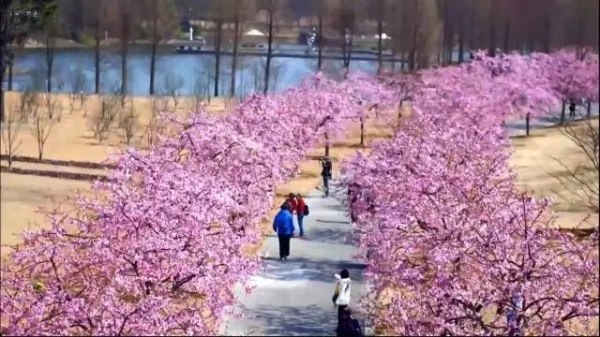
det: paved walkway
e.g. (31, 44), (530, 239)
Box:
(221, 181), (371, 336)
(505, 103), (598, 136)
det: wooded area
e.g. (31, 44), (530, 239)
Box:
(2, 0), (599, 121)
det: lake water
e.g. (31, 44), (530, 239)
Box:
(6, 44), (406, 98)
(7, 44), (472, 98)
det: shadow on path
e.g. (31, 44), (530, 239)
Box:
(258, 256), (367, 284)
(245, 304), (336, 336)
(315, 219), (350, 225)
(304, 227), (360, 246)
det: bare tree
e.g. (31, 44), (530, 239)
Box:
(375, 0), (385, 74)
(146, 96), (168, 147)
(309, 0), (335, 71)
(264, 0), (275, 94)
(89, 94), (119, 142)
(42, 92), (62, 122)
(83, 0), (106, 94)
(228, 0), (256, 97)
(42, 7), (61, 93)
(550, 118), (599, 213)
(161, 71), (184, 112)
(207, 0), (225, 97)
(17, 89), (39, 122)
(246, 57), (282, 95)
(30, 110), (55, 160)
(187, 68), (211, 117)
(457, 0), (465, 63)
(147, 0), (178, 95)
(331, 1), (357, 73)
(117, 0), (139, 96)
(1, 111), (22, 169)
(118, 102), (138, 146)
(68, 68), (87, 115)
(1, 0), (57, 123)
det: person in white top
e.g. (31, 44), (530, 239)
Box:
(332, 269), (352, 332)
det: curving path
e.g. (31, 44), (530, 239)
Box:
(221, 181), (372, 336)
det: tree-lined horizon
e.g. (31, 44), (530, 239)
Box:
(1, 0), (599, 121)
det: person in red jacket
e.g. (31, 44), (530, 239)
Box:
(295, 193), (307, 237)
(285, 193), (297, 215)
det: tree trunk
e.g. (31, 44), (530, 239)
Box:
(586, 100), (591, 118)
(525, 113), (530, 136)
(488, 1), (496, 57)
(325, 132), (330, 157)
(149, 42), (157, 95)
(560, 100), (566, 124)
(359, 116), (365, 147)
(120, 0), (129, 96)
(149, 0), (158, 95)
(467, 8), (475, 55)
(263, 1), (274, 94)
(503, 11), (510, 53)
(121, 42), (128, 95)
(46, 35), (54, 92)
(457, 0), (465, 63)
(343, 33), (353, 72)
(446, 13), (454, 64)
(94, 38), (101, 94)
(317, 14), (323, 71)
(0, 41), (6, 123)
(377, 19), (383, 74)
(230, 0), (240, 97)
(409, 27), (418, 70)
(7, 50), (13, 90)
(442, 1), (451, 65)
(541, 15), (550, 53)
(214, 19), (222, 97)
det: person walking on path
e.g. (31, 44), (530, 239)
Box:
(285, 193), (297, 215)
(321, 156), (333, 197)
(295, 193), (308, 237)
(569, 99), (577, 119)
(273, 203), (295, 261)
(337, 308), (364, 337)
(348, 182), (360, 223)
(332, 269), (352, 331)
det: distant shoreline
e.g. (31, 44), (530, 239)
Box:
(13, 37), (389, 54)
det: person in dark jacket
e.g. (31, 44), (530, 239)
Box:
(336, 307), (364, 337)
(568, 99), (577, 119)
(273, 203), (295, 261)
(348, 182), (360, 223)
(321, 156), (333, 197)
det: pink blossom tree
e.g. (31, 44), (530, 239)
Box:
(342, 52), (599, 336)
(0, 72), (395, 335)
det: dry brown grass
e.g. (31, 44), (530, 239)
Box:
(0, 92), (397, 258)
(0, 91), (232, 257)
(510, 119), (599, 230)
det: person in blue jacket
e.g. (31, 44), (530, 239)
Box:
(273, 202), (295, 261)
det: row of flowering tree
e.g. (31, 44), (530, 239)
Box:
(0, 73), (394, 335)
(343, 50), (599, 336)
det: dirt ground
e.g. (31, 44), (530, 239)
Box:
(510, 119), (599, 230)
